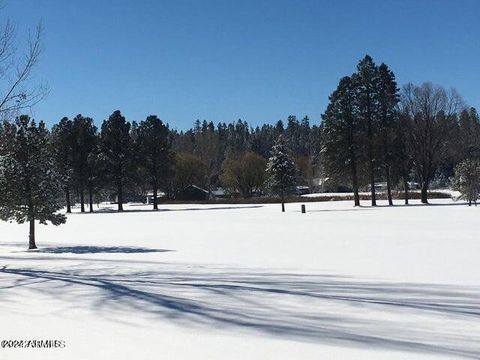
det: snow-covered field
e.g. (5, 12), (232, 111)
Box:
(1, 199), (479, 359)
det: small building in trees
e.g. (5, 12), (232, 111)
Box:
(294, 186), (310, 195)
(177, 185), (209, 201)
(211, 187), (227, 198)
(145, 191), (166, 204)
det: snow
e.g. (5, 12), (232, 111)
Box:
(302, 191), (372, 198)
(301, 189), (458, 198)
(1, 199), (479, 359)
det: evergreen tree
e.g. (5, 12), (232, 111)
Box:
(72, 114), (97, 213)
(266, 136), (297, 212)
(354, 55), (380, 206)
(86, 138), (101, 212)
(451, 159), (480, 206)
(458, 108), (480, 160)
(51, 117), (75, 213)
(133, 115), (174, 210)
(100, 110), (133, 211)
(377, 63), (400, 205)
(0, 116), (66, 249)
(322, 76), (363, 206)
(299, 116), (311, 157)
(250, 124), (277, 158)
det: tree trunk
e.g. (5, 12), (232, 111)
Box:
(469, 200), (472, 206)
(350, 158), (360, 207)
(80, 188), (85, 213)
(369, 160), (376, 206)
(65, 186), (71, 213)
(403, 178), (409, 205)
(367, 118), (376, 206)
(385, 166), (393, 206)
(281, 190), (285, 212)
(29, 218), (37, 250)
(206, 175), (212, 200)
(88, 181), (94, 213)
(27, 179), (37, 249)
(118, 181), (124, 212)
(153, 182), (158, 210)
(421, 182), (428, 204)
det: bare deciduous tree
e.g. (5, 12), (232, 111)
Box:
(400, 82), (463, 203)
(195, 129), (223, 198)
(0, 13), (46, 119)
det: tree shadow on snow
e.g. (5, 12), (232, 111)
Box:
(73, 205), (264, 215)
(376, 202), (469, 208)
(0, 243), (173, 254)
(306, 207), (378, 213)
(1, 264), (479, 358)
(35, 246), (174, 254)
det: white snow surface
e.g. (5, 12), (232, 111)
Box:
(1, 199), (479, 360)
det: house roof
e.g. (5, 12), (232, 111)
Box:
(186, 184), (209, 193)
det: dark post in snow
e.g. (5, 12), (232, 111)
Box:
(301, 204), (306, 213)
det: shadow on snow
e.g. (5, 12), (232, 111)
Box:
(71, 205), (264, 215)
(35, 246), (173, 254)
(1, 263), (479, 358)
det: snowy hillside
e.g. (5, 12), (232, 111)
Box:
(1, 199), (479, 359)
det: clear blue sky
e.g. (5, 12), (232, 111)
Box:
(5, 0), (480, 130)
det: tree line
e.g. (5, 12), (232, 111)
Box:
(323, 55), (478, 206)
(1, 54), (480, 248)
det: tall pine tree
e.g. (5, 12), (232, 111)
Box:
(377, 63), (400, 205)
(322, 76), (363, 206)
(100, 110), (133, 211)
(354, 55), (380, 206)
(51, 117), (75, 213)
(266, 136), (297, 212)
(72, 114), (98, 213)
(0, 116), (66, 249)
(133, 115), (174, 210)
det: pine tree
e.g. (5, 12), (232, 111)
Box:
(51, 117), (75, 213)
(100, 110), (133, 211)
(0, 116), (66, 249)
(322, 76), (363, 206)
(377, 63), (400, 205)
(86, 139), (101, 212)
(266, 136), (297, 212)
(451, 159), (480, 206)
(72, 114), (98, 212)
(354, 55), (380, 206)
(133, 115), (174, 210)
(458, 108), (480, 160)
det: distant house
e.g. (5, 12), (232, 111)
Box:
(311, 177), (328, 192)
(366, 182), (399, 192)
(145, 191), (166, 204)
(294, 186), (310, 195)
(177, 185), (209, 201)
(211, 187), (227, 198)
